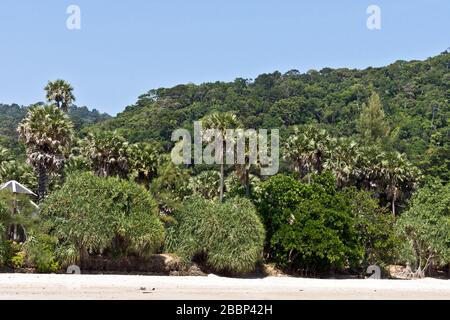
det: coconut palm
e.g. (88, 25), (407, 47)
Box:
(200, 112), (240, 202)
(17, 105), (74, 201)
(82, 131), (129, 178)
(283, 125), (331, 183)
(44, 79), (76, 112)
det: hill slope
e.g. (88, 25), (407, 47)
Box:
(91, 51), (449, 178)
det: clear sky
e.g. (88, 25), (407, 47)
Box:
(0, 0), (448, 115)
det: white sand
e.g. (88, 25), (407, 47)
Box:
(0, 274), (448, 300)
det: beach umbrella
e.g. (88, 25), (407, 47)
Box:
(0, 180), (37, 196)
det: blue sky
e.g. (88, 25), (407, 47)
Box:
(0, 0), (448, 115)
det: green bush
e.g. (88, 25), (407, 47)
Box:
(166, 196), (265, 274)
(40, 172), (165, 264)
(257, 173), (363, 272)
(23, 233), (61, 273)
(10, 251), (25, 269)
(0, 240), (21, 268)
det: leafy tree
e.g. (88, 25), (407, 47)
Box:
(166, 196), (265, 274)
(17, 105), (74, 200)
(257, 173), (362, 272)
(44, 79), (76, 112)
(343, 187), (399, 269)
(421, 131), (450, 182)
(396, 180), (450, 278)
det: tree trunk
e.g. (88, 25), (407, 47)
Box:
(391, 188), (397, 217)
(391, 199), (395, 217)
(59, 160), (66, 185)
(79, 247), (89, 270)
(219, 163), (224, 202)
(38, 164), (48, 202)
(245, 169), (250, 197)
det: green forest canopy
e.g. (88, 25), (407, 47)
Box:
(89, 52), (449, 180)
(1, 51), (449, 180)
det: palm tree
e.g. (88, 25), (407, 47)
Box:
(128, 142), (162, 186)
(17, 105), (74, 201)
(200, 112), (240, 202)
(353, 144), (384, 191)
(190, 170), (221, 200)
(234, 130), (259, 197)
(324, 138), (360, 188)
(82, 131), (129, 178)
(283, 125), (330, 183)
(377, 152), (420, 217)
(44, 79), (76, 112)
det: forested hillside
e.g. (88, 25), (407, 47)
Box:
(1, 52), (449, 277)
(92, 51), (449, 180)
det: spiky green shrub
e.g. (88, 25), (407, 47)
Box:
(166, 196), (265, 274)
(40, 172), (164, 265)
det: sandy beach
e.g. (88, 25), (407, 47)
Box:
(0, 274), (448, 300)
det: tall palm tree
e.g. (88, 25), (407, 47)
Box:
(283, 125), (331, 183)
(82, 131), (129, 178)
(377, 152), (420, 217)
(44, 79), (76, 112)
(200, 112), (240, 202)
(17, 105), (74, 201)
(234, 130), (259, 197)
